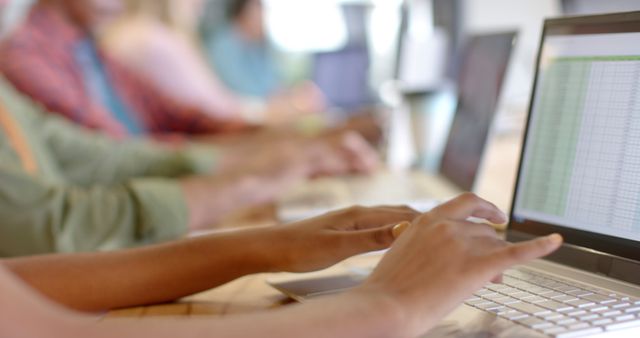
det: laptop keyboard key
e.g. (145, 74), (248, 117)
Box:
(520, 295), (547, 303)
(515, 316), (548, 328)
(554, 327), (604, 338)
(567, 289), (594, 297)
(567, 322), (590, 330)
(465, 298), (491, 306)
(566, 299), (595, 308)
(503, 311), (529, 320)
(605, 318), (640, 331)
(588, 306), (609, 313)
(543, 327), (568, 335)
(567, 309), (587, 317)
(552, 295), (579, 303)
(610, 302), (631, 309)
(508, 302), (551, 316)
(542, 313), (566, 321)
(591, 318), (613, 326)
(581, 293), (616, 304)
(623, 306), (640, 314)
(615, 314), (635, 322)
(476, 302), (503, 311)
(538, 300), (574, 312)
(555, 318), (577, 325)
(602, 310), (622, 317)
(578, 314), (599, 321)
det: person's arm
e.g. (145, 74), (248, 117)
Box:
(0, 162), (190, 256)
(0, 264), (401, 338)
(106, 57), (252, 135)
(43, 117), (218, 185)
(4, 206), (419, 311)
(0, 194), (562, 338)
(1, 76), (217, 185)
(100, 18), (246, 121)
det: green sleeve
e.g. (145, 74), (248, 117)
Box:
(38, 113), (217, 186)
(0, 76), (217, 186)
(0, 163), (189, 257)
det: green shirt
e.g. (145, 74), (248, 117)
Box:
(0, 77), (216, 257)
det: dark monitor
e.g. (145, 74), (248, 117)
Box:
(439, 32), (516, 191)
(508, 11), (640, 285)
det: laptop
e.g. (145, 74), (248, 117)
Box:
(271, 11), (640, 337)
(440, 31), (515, 191)
(278, 31), (516, 222)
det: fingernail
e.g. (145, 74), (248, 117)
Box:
(547, 233), (563, 245)
(392, 221), (411, 238)
(499, 211), (508, 223)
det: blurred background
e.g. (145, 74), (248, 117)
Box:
(4, 0), (640, 210)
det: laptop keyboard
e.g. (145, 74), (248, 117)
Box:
(465, 268), (640, 337)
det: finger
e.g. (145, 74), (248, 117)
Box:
(352, 208), (419, 231)
(488, 234), (563, 270)
(375, 205), (420, 214)
(392, 221), (411, 238)
(341, 223), (396, 253)
(458, 221), (500, 239)
(431, 193), (507, 224)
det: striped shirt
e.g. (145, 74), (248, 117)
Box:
(0, 5), (247, 139)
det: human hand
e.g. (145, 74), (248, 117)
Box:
(269, 205), (420, 273)
(306, 130), (380, 177)
(265, 82), (326, 125)
(356, 193), (563, 337)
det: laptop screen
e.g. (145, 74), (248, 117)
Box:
(440, 32), (515, 191)
(510, 12), (640, 262)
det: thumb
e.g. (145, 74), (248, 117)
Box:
(343, 223), (397, 254)
(488, 234), (563, 271)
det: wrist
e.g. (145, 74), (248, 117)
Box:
(339, 288), (411, 338)
(252, 226), (295, 273)
(352, 283), (434, 338)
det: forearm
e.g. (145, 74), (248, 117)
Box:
(181, 170), (303, 231)
(4, 227), (279, 312)
(70, 291), (406, 338)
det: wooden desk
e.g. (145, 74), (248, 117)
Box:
(105, 254), (382, 319)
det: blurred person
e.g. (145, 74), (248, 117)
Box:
(101, 0), (322, 126)
(0, 0), (380, 160)
(0, 0), (280, 138)
(204, 0), (322, 107)
(206, 0), (277, 97)
(0, 75), (377, 257)
(0, 0), (381, 177)
(0, 0), (240, 137)
(0, 194), (564, 337)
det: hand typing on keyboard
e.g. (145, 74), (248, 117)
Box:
(357, 193), (563, 337)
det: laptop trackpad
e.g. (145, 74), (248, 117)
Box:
(268, 274), (366, 301)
